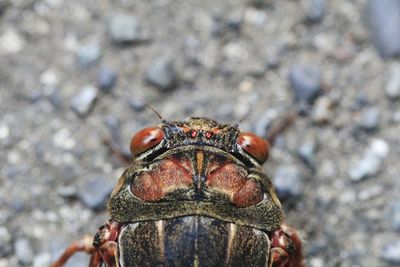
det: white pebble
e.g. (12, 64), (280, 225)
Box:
(0, 123), (10, 140)
(53, 128), (76, 150)
(369, 139), (389, 158)
(0, 29), (24, 54)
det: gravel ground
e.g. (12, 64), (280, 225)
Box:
(1, 0), (400, 266)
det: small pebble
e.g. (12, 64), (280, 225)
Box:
(0, 28), (24, 54)
(359, 106), (380, 131)
(357, 184), (383, 201)
(104, 115), (121, 142)
(381, 240), (400, 264)
(309, 257), (324, 267)
(70, 85), (98, 117)
(15, 238), (34, 265)
(76, 42), (101, 69)
(289, 64), (321, 105)
(0, 1), (10, 16)
(210, 15), (241, 38)
(266, 50), (280, 69)
(0, 122), (10, 140)
(0, 227), (11, 257)
(108, 14), (142, 43)
(248, 0), (272, 8)
(52, 128), (76, 150)
(385, 64), (400, 100)
(253, 109), (277, 137)
(244, 8), (268, 25)
(304, 0), (326, 23)
(33, 253), (51, 267)
(348, 153), (380, 182)
(367, 0), (400, 58)
(353, 92), (370, 110)
(78, 176), (114, 211)
(312, 96), (332, 124)
(298, 141), (317, 169)
(389, 202), (400, 232)
(349, 139), (389, 182)
(273, 165), (304, 200)
(210, 16), (226, 37)
(370, 138), (389, 158)
(40, 69), (59, 86)
(183, 36), (201, 64)
(128, 99), (146, 112)
(392, 110), (400, 123)
(145, 56), (177, 91)
(57, 185), (77, 198)
(97, 66), (117, 92)
(47, 88), (63, 109)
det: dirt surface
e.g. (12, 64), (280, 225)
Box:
(1, 1), (400, 266)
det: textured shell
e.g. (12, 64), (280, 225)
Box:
(109, 145), (283, 232)
(109, 118), (283, 232)
(118, 216), (271, 267)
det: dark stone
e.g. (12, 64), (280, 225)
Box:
(254, 113), (273, 137)
(367, 0), (400, 58)
(0, 227), (12, 257)
(289, 64), (321, 105)
(386, 64), (400, 100)
(70, 85), (98, 117)
(104, 115), (121, 143)
(248, 0), (273, 8)
(297, 141), (317, 169)
(389, 202), (400, 232)
(0, 0), (10, 16)
(57, 185), (77, 198)
(210, 15), (241, 38)
(48, 88), (63, 109)
(273, 165), (304, 200)
(76, 42), (101, 69)
(78, 176), (114, 211)
(108, 14), (142, 43)
(304, 0), (326, 23)
(97, 66), (117, 92)
(128, 99), (146, 112)
(145, 56), (177, 91)
(353, 91), (370, 111)
(359, 106), (380, 131)
(266, 52), (280, 69)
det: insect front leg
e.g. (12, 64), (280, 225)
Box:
(50, 235), (95, 267)
(270, 224), (305, 267)
(50, 220), (121, 267)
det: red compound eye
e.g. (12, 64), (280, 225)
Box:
(130, 127), (164, 156)
(237, 132), (270, 163)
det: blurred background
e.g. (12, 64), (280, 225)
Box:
(0, 0), (400, 266)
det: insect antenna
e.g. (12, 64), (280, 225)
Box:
(232, 96), (299, 145)
(115, 89), (166, 123)
(142, 101), (166, 123)
(233, 96), (286, 127)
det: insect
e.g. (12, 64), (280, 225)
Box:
(51, 117), (305, 267)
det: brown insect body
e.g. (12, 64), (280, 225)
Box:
(51, 117), (304, 267)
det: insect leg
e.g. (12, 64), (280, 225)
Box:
(49, 235), (95, 267)
(98, 241), (119, 267)
(270, 225), (305, 267)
